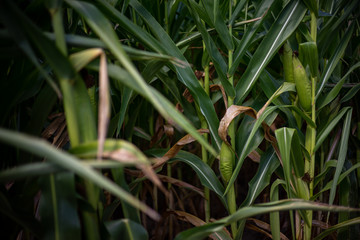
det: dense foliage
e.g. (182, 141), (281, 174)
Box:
(0, 0), (359, 239)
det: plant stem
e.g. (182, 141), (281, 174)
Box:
(201, 41), (211, 222)
(304, 11), (318, 240)
(227, 0), (237, 236)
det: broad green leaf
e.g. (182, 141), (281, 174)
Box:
(67, 0), (217, 156)
(317, 62), (360, 109)
(235, 0), (306, 104)
(328, 109), (352, 207)
(186, 0), (235, 97)
(105, 219), (148, 240)
(235, 148), (280, 238)
(0, 128), (160, 221)
(275, 128), (295, 196)
(174, 199), (360, 240)
(316, 22), (355, 99)
(172, 151), (227, 207)
(229, 0), (275, 76)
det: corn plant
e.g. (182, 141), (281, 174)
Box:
(0, 0), (359, 239)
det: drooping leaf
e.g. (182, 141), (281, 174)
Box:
(174, 199), (360, 240)
(0, 128), (160, 221)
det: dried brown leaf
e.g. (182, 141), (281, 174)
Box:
(210, 84), (228, 109)
(218, 105), (257, 145)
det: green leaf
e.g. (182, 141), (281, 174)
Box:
(0, 128), (160, 221)
(341, 83), (360, 103)
(275, 128), (296, 197)
(148, 149), (227, 207)
(174, 199), (360, 240)
(201, 0), (233, 50)
(328, 109), (352, 206)
(229, 0), (275, 76)
(186, 0), (235, 97)
(229, 0), (247, 26)
(235, 0), (307, 104)
(316, 22), (355, 99)
(105, 219), (148, 240)
(269, 179), (286, 240)
(235, 148), (280, 237)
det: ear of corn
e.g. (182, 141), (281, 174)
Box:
(293, 56), (312, 112)
(282, 42), (294, 83)
(219, 142), (234, 184)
